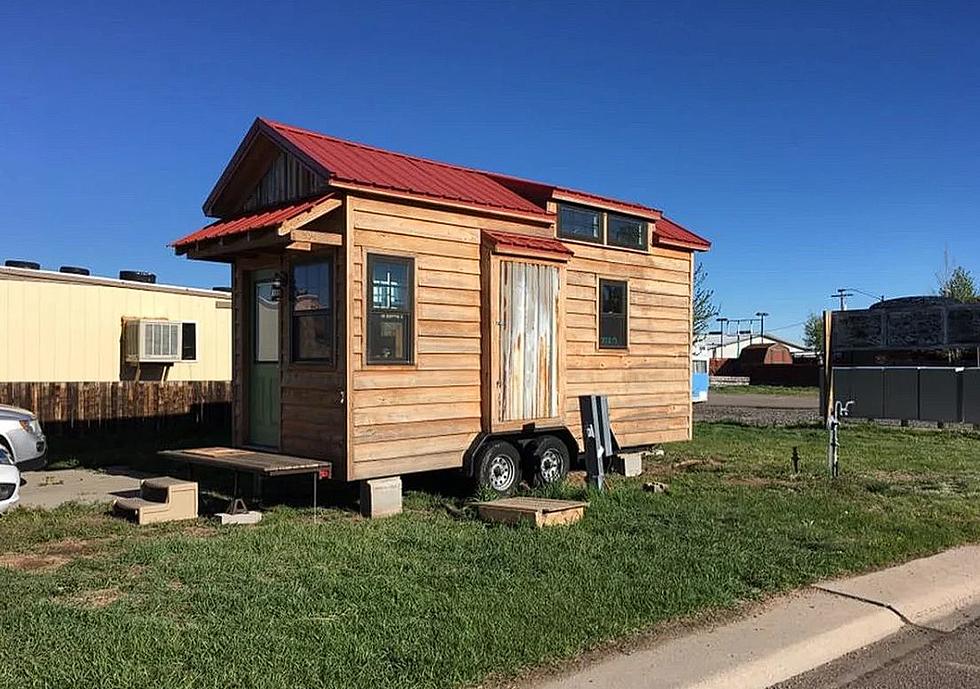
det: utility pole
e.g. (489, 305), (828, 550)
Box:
(716, 317), (729, 357)
(755, 312), (769, 343)
(830, 288), (854, 311)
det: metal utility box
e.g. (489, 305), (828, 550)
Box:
(918, 368), (962, 422)
(960, 369), (980, 424)
(882, 368), (919, 421)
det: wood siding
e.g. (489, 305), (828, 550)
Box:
(347, 197), (550, 480)
(563, 242), (694, 448)
(498, 260), (560, 422)
(243, 150), (326, 212)
(231, 210), (348, 474)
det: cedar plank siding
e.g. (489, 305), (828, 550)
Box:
(346, 196), (549, 480)
(563, 242), (693, 448)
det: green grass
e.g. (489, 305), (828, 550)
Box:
(3, 422), (980, 688)
(710, 384), (819, 396)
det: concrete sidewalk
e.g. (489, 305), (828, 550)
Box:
(17, 467), (148, 509)
(533, 545), (980, 689)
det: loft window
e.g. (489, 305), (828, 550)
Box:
(557, 204), (602, 243)
(367, 254), (414, 364)
(181, 322), (197, 361)
(607, 214), (648, 251)
(291, 259), (334, 362)
(599, 279), (628, 349)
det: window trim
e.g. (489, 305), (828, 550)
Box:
(557, 203), (604, 244)
(289, 256), (336, 365)
(180, 321), (198, 362)
(606, 213), (649, 251)
(598, 278), (629, 350)
(365, 252), (416, 366)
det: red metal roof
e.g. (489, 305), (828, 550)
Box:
(262, 119), (548, 218)
(173, 194), (334, 248)
(483, 229), (573, 257)
(654, 216), (711, 251)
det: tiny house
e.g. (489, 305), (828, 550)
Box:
(172, 118), (710, 493)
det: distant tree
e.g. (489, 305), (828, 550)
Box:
(936, 248), (978, 303)
(940, 266), (977, 303)
(693, 262), (718, 344)
(803, 312), (825, 354)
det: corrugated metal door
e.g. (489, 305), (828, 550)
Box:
(499, 260), (560, 422)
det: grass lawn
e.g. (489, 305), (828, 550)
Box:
(710, 384), (819, 396)
(3, 422), (980, 688)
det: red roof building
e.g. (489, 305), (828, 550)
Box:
(176, 118), (710, 251)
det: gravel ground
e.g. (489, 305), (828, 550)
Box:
(695, 394), (977, 431)
(695, 403), (820, 426)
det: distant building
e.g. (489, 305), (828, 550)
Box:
(695, 332), (813, 360)
(0, 265), (231, 383)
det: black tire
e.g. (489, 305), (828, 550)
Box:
(529, 435), (570, 487)
(475, 440), (522, 496)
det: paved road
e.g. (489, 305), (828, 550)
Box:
(776, 619), (980, 689)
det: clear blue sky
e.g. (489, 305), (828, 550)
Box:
(2, 1), (978, 342)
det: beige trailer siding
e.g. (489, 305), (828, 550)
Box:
(0, 268), (231, 383)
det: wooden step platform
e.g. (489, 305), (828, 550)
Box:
(475, 497), (589, 528)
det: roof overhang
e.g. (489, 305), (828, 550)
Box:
(173, 194), (343, 262)
(482, 229), (573, 262)
(552, 189), (662, 221)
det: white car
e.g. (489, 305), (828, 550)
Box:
(0, 447), (20, 514)
(0, 404), (47, 471)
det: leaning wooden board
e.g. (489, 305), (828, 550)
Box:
(475, 497), (588, 528)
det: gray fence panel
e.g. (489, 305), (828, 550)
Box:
(918, 368), (962, 422)
(883, 368), (919, 420)
(834, 368), (884, 419)
(962, 369), (980, 424)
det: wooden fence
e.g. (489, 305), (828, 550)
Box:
(0, 381), (232, 436)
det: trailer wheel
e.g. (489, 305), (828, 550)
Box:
(529, 435), (570, 487)
(476, 440), (522, 496)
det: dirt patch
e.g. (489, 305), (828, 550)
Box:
(182, 524), (218, 538)
(0, 537), (111, 573)
(673, 458), (725, 472)
(65, 587), (123, 609)
(724, 476), (802, 490)
(0, 553), (72, 572)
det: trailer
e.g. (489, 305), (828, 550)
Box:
(171, 118), (711, 495)
(692, 349), (710, 403)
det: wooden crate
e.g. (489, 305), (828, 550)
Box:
(475, 497), (588, 528)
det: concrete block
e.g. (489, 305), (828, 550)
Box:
(360, 477), (402, 518)
(216, 511), (263, 525)
(613, 453), (643, 477)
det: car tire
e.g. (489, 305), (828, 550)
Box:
(475, 440), (522, 496)
(529, 435), (570, 487)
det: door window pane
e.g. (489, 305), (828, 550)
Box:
(607, 214), (647, 250)
(254, 281), (279, 362)
(599, 279), (628, 349)
(367, 255), (414, 364)
(292, 260), (333, 362)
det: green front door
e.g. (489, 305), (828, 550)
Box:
(249, 270), (281, 448)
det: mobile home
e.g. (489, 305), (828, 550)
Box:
(172, 118), (710, 493)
